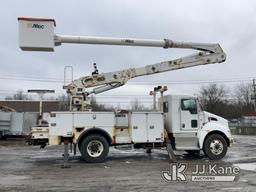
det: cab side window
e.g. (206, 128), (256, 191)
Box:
(181, 99), (197, 114)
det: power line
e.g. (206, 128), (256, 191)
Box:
(0, 74), (62, 80)
(3, 71), (254, 81)
(252, 79), (256, 111)
(0, 77), (63, 83)
(0, 76), (254, 85)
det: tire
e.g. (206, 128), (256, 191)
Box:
(203, 134), (227, 160)
(185, 150), (200, 156)
(79, 134), (109, 163)
(78, 142), (81, 151)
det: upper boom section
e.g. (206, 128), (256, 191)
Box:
(55, 35), (220, 53)
(18, 17), (222, 53)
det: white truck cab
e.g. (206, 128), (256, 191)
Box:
(163, 95), (233, 160)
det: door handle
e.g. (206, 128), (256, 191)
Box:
(149, 125), (154, 129)
(182, 123), (185, 128)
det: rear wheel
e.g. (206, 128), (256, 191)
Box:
(203, 134), (227, 160)
(80, 134), (109, 163)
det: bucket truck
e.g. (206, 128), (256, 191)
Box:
(18, 17), (233, 163)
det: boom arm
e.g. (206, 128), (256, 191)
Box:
(17, 18), (226, 95)
(64, 41), (226, 95)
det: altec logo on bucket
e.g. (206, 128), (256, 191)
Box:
(27, 23), (44, 29)
(162, 163), (240, 182)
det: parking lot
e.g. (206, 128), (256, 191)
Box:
(0, 135), (256, 192)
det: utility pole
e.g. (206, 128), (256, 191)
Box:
(252, 79), (256, 111)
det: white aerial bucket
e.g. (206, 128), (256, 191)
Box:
(18, 17), (56, 51)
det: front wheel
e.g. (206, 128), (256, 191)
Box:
(203, 134), (227, 160)
(80, 134), (109, 163)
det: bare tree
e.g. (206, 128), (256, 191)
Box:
(91, 95), (113, 111)
(115, 103), (122, 111)
(5, 90), (30, 100)
(58, 94), (70, 111)
(130, 98), (146, 111)
(198, 84), (228, 116)
(234, 83), (254, 113)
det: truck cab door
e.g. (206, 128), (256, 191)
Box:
(180, 98), (199, 130)
(174, 98), (200, 150)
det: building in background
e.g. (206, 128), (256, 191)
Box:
(0, 100), (60, 138)
(0, 100), (60, 112)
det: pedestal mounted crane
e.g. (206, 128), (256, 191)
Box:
(18, 17), (226, 111)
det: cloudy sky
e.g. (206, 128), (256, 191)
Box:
(0, 0), (255, 106)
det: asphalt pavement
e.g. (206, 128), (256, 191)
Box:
(0, 135), (256, 192)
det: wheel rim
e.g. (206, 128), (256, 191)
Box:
(87, 140), (104, 158)
(209, 139), (224, 155)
